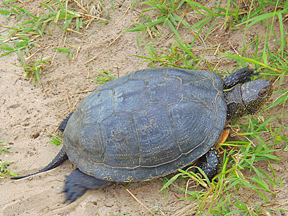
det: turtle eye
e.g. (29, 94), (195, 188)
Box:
(258, 88), (269, 97)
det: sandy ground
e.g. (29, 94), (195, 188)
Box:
(0, 0), (287, 215)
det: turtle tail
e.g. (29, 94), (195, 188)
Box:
(11, 147), (68, 180)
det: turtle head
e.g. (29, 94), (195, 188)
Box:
(225, 79), (273, 120)
(241, 79), (273, 115)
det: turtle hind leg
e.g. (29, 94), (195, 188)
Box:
(59, 112), (74, 132)
(198, 148), (219, 180)
(63, 169), (114, 203)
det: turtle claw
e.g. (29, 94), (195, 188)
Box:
(62, 169), (113, 204)
(62, 169), (89, 203)
(62, 188), (87, 204)
(62, 184), (87, 204)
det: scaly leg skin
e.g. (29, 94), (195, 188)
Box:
(59, 112), (74, 132)
(62, 169), (114, 203)
(223, 66), (259, 89)
(198, 148), (219, 180)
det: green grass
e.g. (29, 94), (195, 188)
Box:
(49, 135), (62, 146)
(0, 142), (17, 177)
(53, 47), (74, 60)
(127, 0), (288, 214)
(0, 0), (108, 84)
(15, 57), (50, 85)
(93, 69), (116, 84)
(128, 0), (287, 71)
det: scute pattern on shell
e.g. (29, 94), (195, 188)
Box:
(63, 68), (227, 182)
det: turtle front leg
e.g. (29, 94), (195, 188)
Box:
(63, 169), (114, 203)
(223, 66), (258, 89)
(198, 148), (219, 180)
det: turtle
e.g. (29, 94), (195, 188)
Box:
(12, 67), (273, 203)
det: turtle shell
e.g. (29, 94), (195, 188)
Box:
(63, 68), (227, 182)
